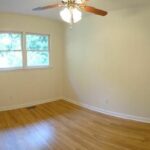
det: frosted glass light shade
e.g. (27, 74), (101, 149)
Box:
(72, 8), (82, 23)
(60, 8), (82, 24)
(60, 8), (71, 24)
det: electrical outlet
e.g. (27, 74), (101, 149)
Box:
(9, 96), (13, 100)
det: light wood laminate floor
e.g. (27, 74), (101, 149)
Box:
(0, 100), (149, 150)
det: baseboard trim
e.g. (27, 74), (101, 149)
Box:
(64, 98), (150, 124)
(0, 97), (62, 112)
(1, 97), (149, 123)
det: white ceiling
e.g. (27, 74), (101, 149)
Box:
(0, 0), (150, 21)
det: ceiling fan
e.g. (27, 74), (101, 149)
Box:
(33, 0), (108, 24)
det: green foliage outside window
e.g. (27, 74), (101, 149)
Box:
(26, 34), (49, 67)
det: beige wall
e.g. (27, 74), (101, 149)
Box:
(0, 13), (64, 108)
(64, 7), (150, 118)
(0, 8), (150, 120)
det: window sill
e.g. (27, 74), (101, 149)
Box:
(0, 65), (53, 72)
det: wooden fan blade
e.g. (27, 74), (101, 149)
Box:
(33, 4), (61, 11)
(81, 6), (107, 16)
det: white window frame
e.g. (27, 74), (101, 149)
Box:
(0, 31), (51, 71)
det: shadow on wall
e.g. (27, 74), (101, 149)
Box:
(63, 5), (150, 119)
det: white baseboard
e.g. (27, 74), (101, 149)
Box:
(0, 97), (62, 112)
(1, 97), (149, 124)
(64, 98), (150, 124)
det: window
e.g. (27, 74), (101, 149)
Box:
(0, 32), (50, 70)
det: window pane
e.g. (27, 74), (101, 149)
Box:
(27, 51), (49, 67)
(0, 51), (22, 68)
(26, 34), (49, 51)
(0, 33), (21, 50)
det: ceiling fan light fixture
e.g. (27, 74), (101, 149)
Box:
(33, 0), (108, 25)
(60, 8), (71, 23)
(72, 8), (82, 23)
(60, 7), (82, 24)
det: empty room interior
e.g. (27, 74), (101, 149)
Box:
(0, 0), (150, 149)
